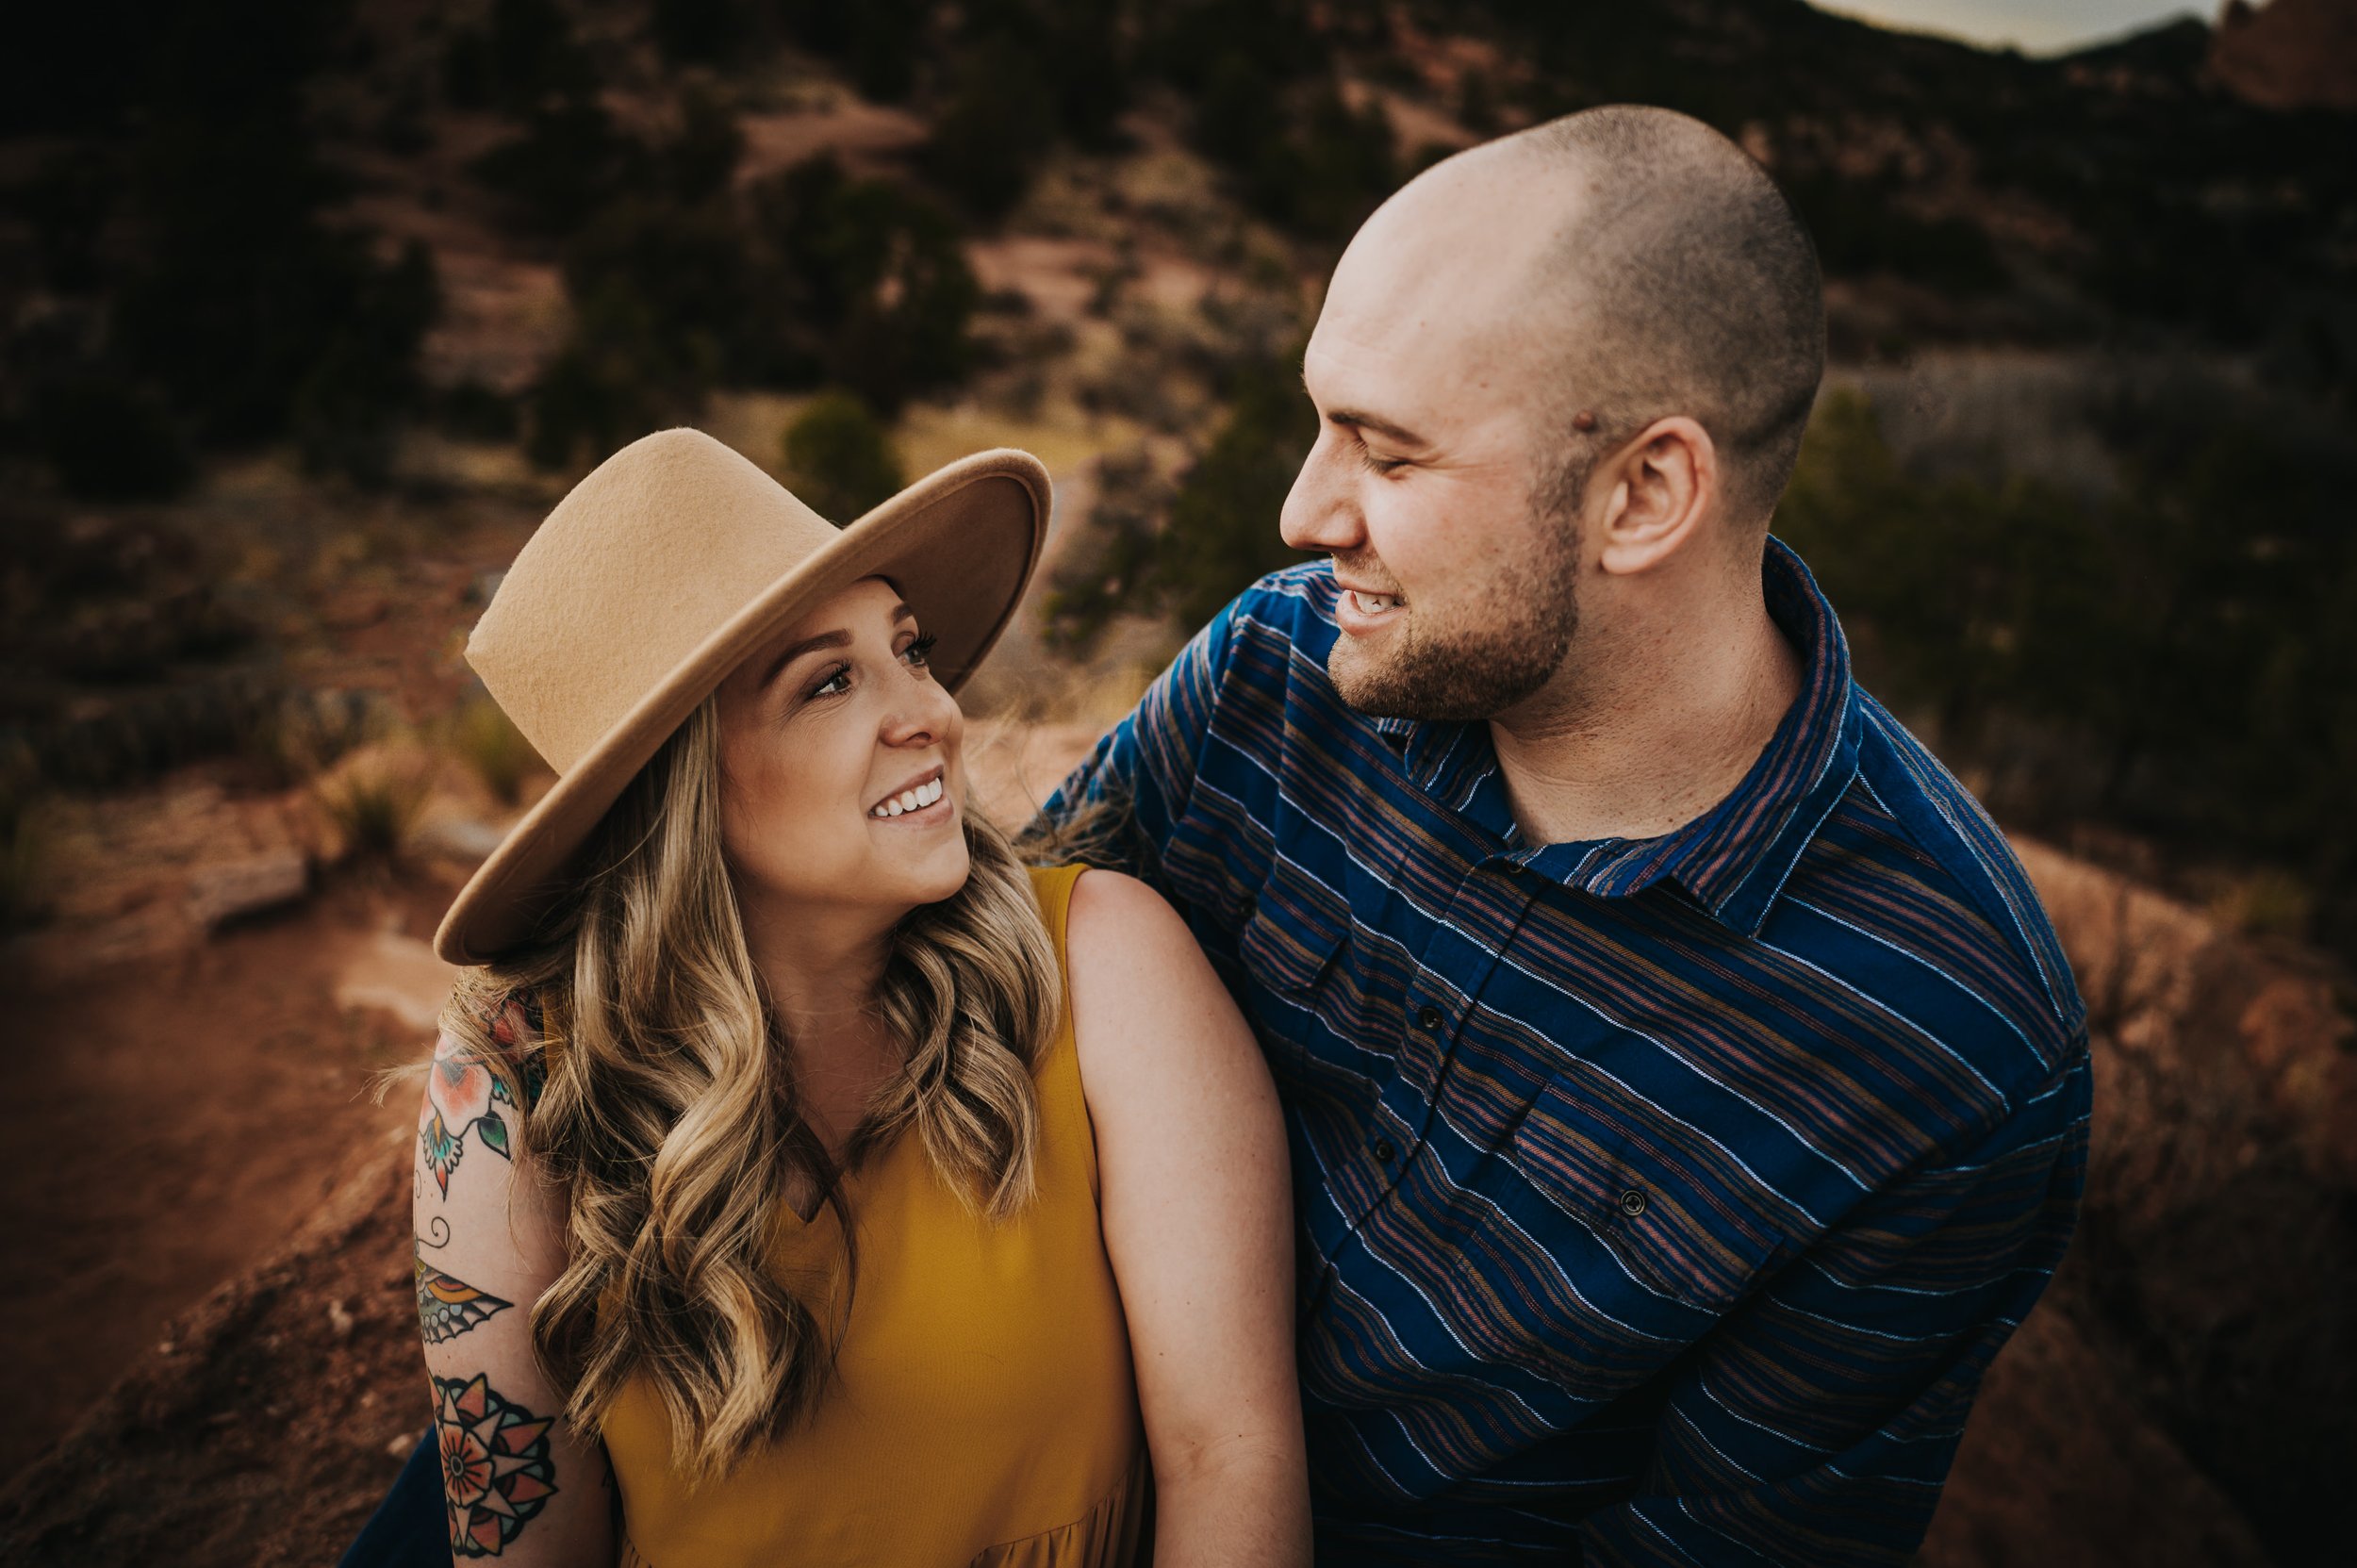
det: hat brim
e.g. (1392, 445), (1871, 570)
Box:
(431, 447), (1050, 966)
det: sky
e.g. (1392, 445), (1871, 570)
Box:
(1810, 0), (2214, 55)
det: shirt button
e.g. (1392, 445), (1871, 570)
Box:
(1617, 1187), (1648, 1218)
(1373, 1139), (1397, 1164)
(1416, 1005), (1442, 1032)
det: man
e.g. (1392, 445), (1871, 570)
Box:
(1044, 105), (2091, 1565)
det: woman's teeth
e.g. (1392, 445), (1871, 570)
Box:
(870, 777), (946, 818)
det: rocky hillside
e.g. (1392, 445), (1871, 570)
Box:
(1, 796), (2350, 1567)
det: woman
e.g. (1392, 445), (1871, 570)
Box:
(389, 430), (1306, 1566)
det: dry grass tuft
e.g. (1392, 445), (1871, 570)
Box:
(242, 688), (382, 788)
(447, 693), (540, 806)
(0, 790), (48, 932)
(314, 753), (430, 867)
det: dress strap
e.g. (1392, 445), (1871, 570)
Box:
(1028, 861), (1088, 975)
(1025, 862), (1096, 1201)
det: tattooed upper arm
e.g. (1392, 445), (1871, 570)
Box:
(414, 999), (614, 1564)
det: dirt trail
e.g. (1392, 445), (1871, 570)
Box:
(0, 877), (452, 1482)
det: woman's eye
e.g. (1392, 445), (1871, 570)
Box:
(903, 631), (939, 669)
(809, 665), (851, 700)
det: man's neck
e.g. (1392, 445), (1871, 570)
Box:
(1488, 585), (1805, 849)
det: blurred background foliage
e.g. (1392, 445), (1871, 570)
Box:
(0, 0), (2351, 947)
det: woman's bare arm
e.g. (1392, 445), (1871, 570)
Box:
(412, 1018), (613, 1564)
(1066, 870), (1311, 1568)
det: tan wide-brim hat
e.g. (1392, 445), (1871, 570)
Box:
(431, 427), (1050, 966)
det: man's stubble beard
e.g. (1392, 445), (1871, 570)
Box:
(1327, 500), (1585, 724)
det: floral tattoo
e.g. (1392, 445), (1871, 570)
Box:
(419, 996), (545, 1195)
(435, 1372), (558, 1557)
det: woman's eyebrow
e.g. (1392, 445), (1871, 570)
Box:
(757, 603), (917, 691)
(758, 630), (852, 691)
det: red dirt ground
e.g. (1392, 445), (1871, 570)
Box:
(0, 873), (453, 1486)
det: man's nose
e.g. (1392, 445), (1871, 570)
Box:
(1280, 429), (1367, 553)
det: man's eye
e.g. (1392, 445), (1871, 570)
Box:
(1357, 447), (1408, 475)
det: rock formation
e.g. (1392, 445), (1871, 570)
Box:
(2211, 0), (2357, 109)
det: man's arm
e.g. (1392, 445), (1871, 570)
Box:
(1033, 594), (1243, 894)
(1577, 1048), (2094, 1568)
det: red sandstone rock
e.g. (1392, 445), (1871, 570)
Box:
(2210, 0), (2357, 111)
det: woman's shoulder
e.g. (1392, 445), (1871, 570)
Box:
(1062, 867), (1190, 958)
(1062, 868), (1242, 1056)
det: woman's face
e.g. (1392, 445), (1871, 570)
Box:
(712, 577), (970, 925)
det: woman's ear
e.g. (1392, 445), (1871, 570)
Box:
(1594, 416), (1717, 577)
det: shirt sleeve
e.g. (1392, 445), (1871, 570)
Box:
(1031, 593), (1242, 898)
(1577, 1046), (2094, 1568)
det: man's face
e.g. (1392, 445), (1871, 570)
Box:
(1280, 179), (1588, 723)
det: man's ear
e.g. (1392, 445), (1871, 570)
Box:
(1594, 416), (1717, 577)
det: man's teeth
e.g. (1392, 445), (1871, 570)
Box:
(1354, 591), (1402, 614)
(870, 777), (946, 818)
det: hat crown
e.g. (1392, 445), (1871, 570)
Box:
(469, 429), (839, 772)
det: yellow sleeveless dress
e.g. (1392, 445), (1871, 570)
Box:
(601, 865), (1148, 1568)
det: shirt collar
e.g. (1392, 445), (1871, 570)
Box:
(1379, 536), (1862, 935)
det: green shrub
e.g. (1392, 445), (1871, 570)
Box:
(318, 758), (429, 866)
(441, 0), (596, 113)
(0, 751), (48, 933)
(469, 95), (647, 237)
(25, 371), (194, 500)
(1046, 353), (1315, 649)
(243, 688), (381, 789)
(653, 0), (752, 66)
(775, 0), (929, 101)
(746, 157), (981, 412)
(919, 34), (1060, 221)
(1774, 386), (2357, 945)
(288, 242), (444, 487)
(782, 392), (905, 520)
(526, 276), (720, 470)
(435, 379), (520, 442)
(1183, 56), (1396, 244)
(1782, 173), (2010, 298)
(450, 692), (540, 805)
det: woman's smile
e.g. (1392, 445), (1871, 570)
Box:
(868, 766), (951, 823)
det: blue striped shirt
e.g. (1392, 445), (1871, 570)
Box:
(1043, 538), (2093, 1566)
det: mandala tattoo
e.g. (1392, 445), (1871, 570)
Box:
(434, 1372), (558, 1557)
(416, 1251), (513, 1345)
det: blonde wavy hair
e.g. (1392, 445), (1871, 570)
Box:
(438, 695), (1059, 1482)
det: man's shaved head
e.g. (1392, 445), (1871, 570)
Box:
(1501, 106), (1825, 528)
(1347, 105), (1826, 534)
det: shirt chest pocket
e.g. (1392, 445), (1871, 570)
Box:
(1504, 1071), (1785, 1314)
(1234, 874), (1404, 1078)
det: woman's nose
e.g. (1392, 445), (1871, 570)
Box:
(881, 675), (960, 749)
